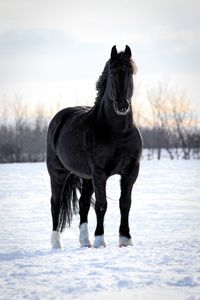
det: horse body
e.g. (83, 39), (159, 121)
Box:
(47, 45), (142, 248)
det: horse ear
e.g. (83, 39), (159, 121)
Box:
(125, 45), (132, 58)
(111, 45), (118, 60)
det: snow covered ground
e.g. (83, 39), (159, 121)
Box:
(0, 160), (200, 300)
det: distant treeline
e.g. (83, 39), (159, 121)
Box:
(141, 127), (200, 160)
(0, 82), (200, 162)
(0, 123), (199, 163)
(0, 98), (48, 163)
(0, 111), (47, 163)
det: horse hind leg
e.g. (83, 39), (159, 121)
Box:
(51, 194), (61, 249)
(48, 150), (71, 249)
(79, 179), (93, 247)
(50, 172), (69, 249)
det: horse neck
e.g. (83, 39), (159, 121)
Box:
(97, 94), (134, 133)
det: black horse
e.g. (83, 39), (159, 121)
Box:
(47, 45), (142, 248)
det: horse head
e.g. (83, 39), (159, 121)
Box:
(107, 45), (137, 116)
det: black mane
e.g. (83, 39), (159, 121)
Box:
(94, 61), (109, 105)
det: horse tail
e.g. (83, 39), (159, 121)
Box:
(58, 174), (82, 233)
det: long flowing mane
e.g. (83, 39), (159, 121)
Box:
(94, 61), (109, 105)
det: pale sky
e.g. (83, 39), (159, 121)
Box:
(0, 0), (199, 114)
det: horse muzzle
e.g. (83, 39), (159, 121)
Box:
(114, 99), (131, 116)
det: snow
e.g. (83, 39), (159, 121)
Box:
(0, 160), (200, 300)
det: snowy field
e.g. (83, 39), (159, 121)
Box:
(0, 160), (200, 300)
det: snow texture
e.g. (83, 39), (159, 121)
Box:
(0, 160), (200, 299)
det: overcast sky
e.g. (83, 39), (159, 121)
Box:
(0, 0), (199, 113)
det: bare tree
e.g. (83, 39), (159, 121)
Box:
(147, 81), (174, 159)
(169, 91), (197, 159)
(32, 102), (48, 161)
(146, 81), (198, 159)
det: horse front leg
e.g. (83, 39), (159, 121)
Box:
(79, 179), (93, 247)
(92, 171), (107, 248)
(119, 163), (140, 247)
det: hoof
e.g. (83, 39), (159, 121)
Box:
(51, 231), (62, 249)
(93, 235), (106, 248)
(79, 223), (92, 248)
(119, 236), (133, 247)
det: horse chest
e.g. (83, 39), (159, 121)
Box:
(94, 141), (133, 175)
(108, 151), (129, 175)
